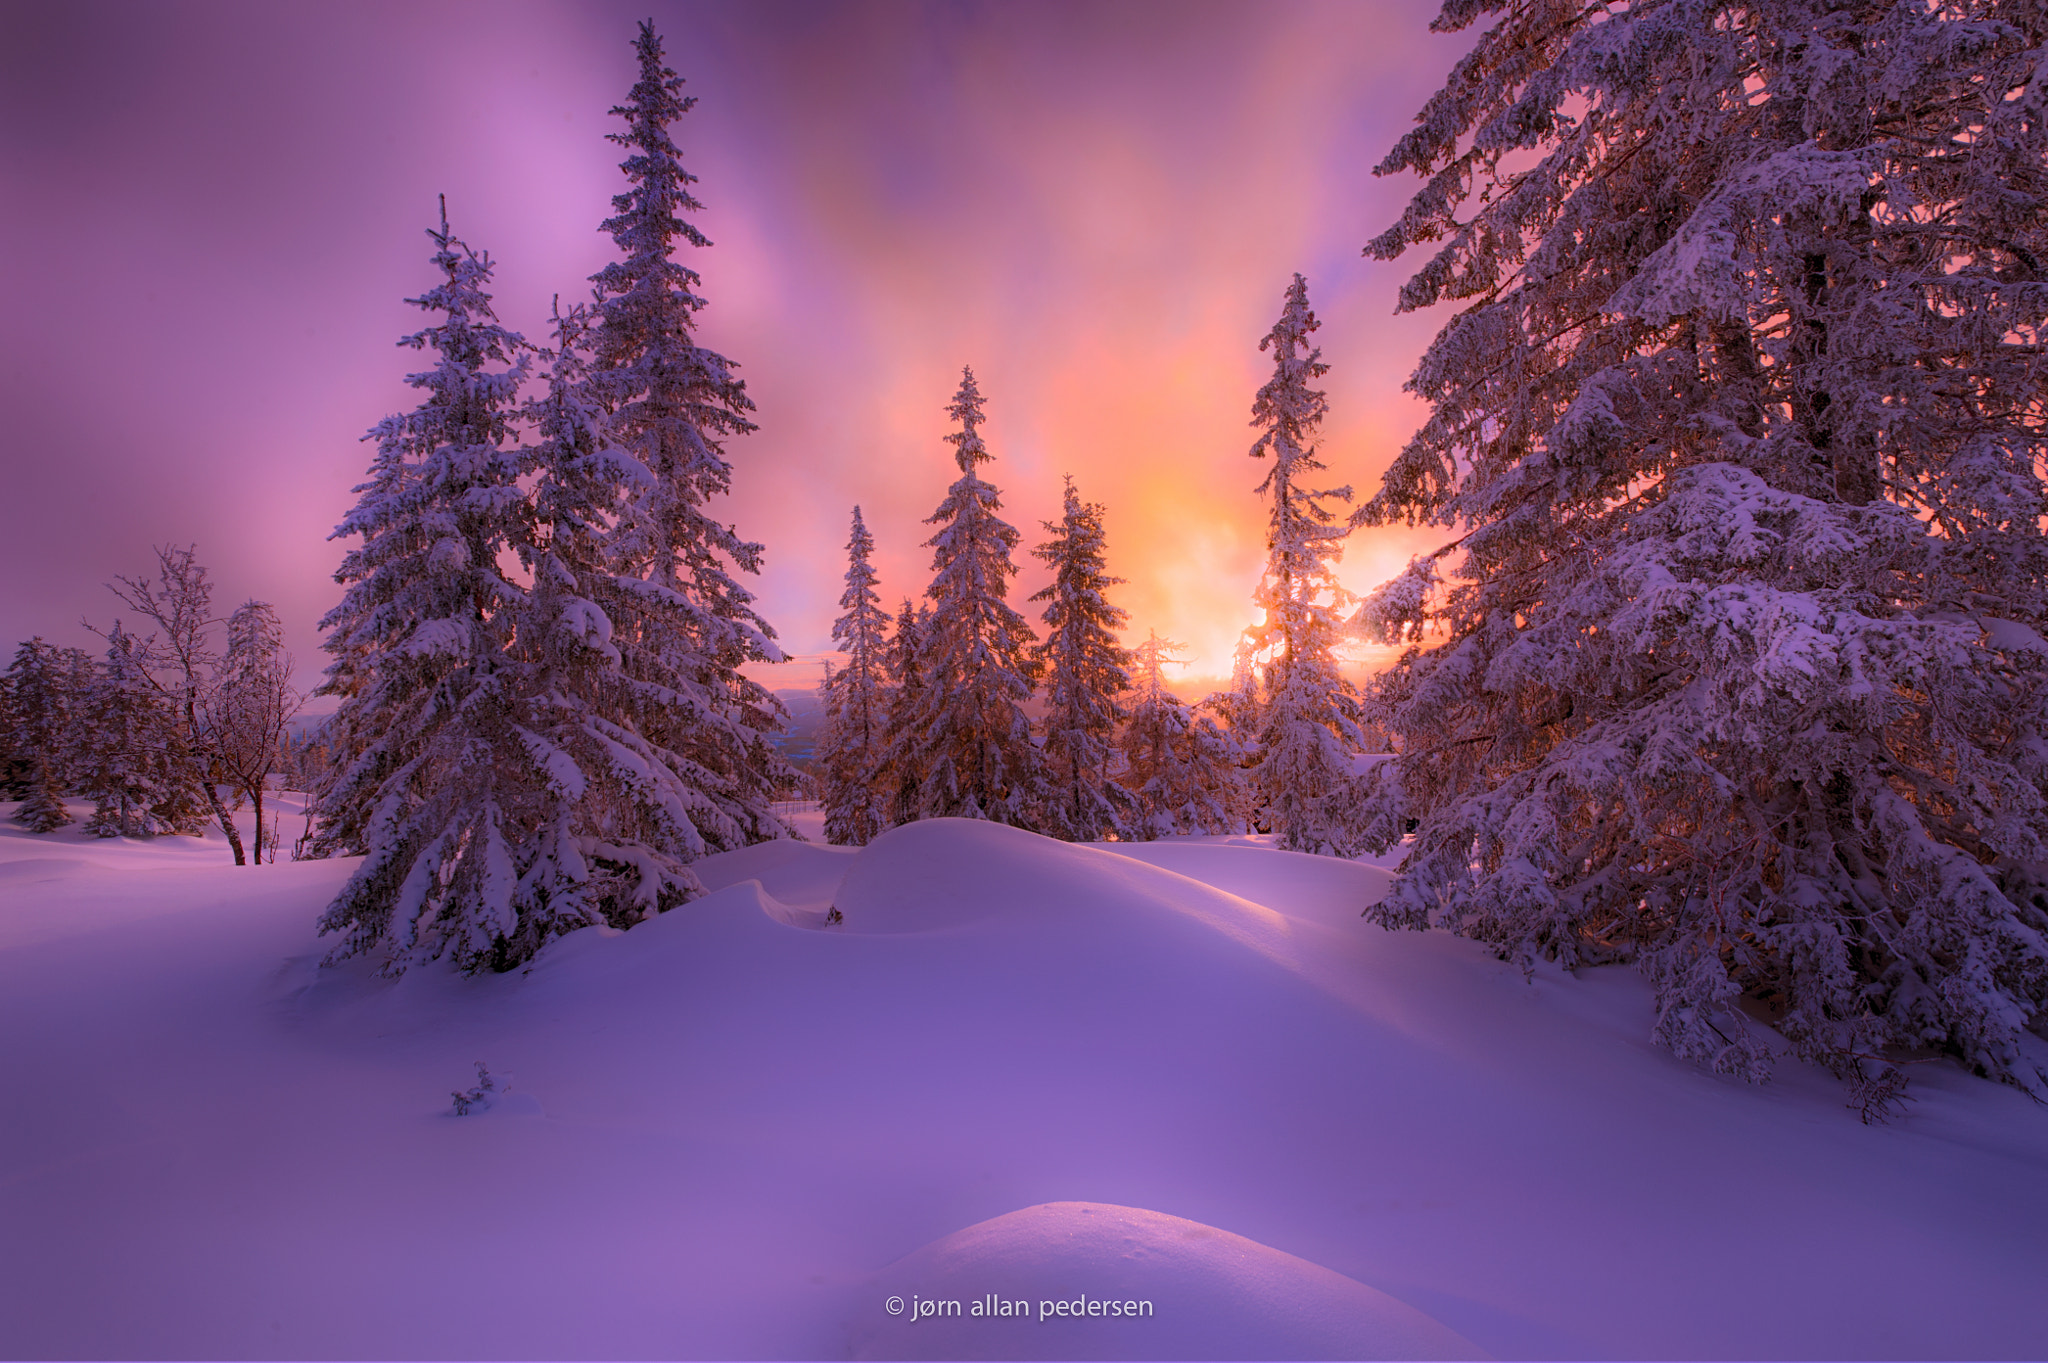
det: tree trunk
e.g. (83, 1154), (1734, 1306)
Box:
(202, 781), (247, 865)
(248, 783), (266, 865)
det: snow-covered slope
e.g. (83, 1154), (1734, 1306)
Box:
(2, 807), (2045, 1360)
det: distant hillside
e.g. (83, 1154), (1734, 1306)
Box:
(771, 688), (826, 768)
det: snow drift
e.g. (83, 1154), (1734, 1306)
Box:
(3, 807), (2046, 1360)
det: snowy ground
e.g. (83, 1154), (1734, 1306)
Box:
(3, 799), (2046, 1361)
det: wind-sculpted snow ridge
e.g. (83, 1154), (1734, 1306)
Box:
(3, 810), (2047, 1359)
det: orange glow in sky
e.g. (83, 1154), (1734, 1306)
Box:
(1, 3), (1472, 696)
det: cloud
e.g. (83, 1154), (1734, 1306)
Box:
(0, 0), (1468, 695)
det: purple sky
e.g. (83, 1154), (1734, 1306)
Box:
(0, 1), (1470, 696)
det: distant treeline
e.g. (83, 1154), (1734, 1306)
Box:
(1, 547), (306, 864)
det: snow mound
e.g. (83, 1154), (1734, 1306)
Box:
(830, 816), (1302, 949)
(829, 816), (1033, 933)
(691, 836), (853, 926)
(852, 1201), (1485, 1361)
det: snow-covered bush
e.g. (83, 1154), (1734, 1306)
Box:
(449, 1062), (497, 1116)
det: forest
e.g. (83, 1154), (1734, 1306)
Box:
(6, 3), (2048, 1119)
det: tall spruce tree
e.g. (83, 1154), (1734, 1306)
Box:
(487, 297), (731, 954)
(314, 205), (539, 973)
(1031, 476), (1136, 841)
(1243, 275), (1367, 855)
(905, 369), (1044, 825)
(1355, 0), (2048, 1100)
(819, 506), (891, 845)
(1122, 630), (1246, 839)
(585, 20), (792, 851)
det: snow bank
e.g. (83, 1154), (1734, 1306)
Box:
(851, 1201), (1484, 1360)
(4, 809), (2047, 1359)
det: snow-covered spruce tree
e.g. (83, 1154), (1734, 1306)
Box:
(903, 369), (1045, 825)
(6, 638), (76, 832)
(1354, 0), (2048, 1098)
(497, 298), (753, 951)
(1030, 476), (1137, 841)
(584, 20), (792, 852)
(1122, 630), (1247, 839)
(314, 205), (540, 973)
(819, 506), (892, 844)
(1205, 640), (1263, 740)
(79, 624), (192, 838)
(878, 598), (932, 827)
(1243, 275), (1368, 855)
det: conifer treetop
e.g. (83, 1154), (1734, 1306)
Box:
(588, 17), (757, 490)
(831, 503), (889, 693)
(944, 367), (990, 473)
(837, 506), (881, 616)
(1243, 274), (1354, 674)
(1132, 629), (1190, 699)
(600, 22), (710, 281)
(1251, 273), (1332, 472)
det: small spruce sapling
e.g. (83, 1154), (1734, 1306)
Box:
(449, 1062), (498, 1116)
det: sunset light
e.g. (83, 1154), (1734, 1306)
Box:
(9, 5), (2044, 1360)
(0, 1), (1464, 697)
